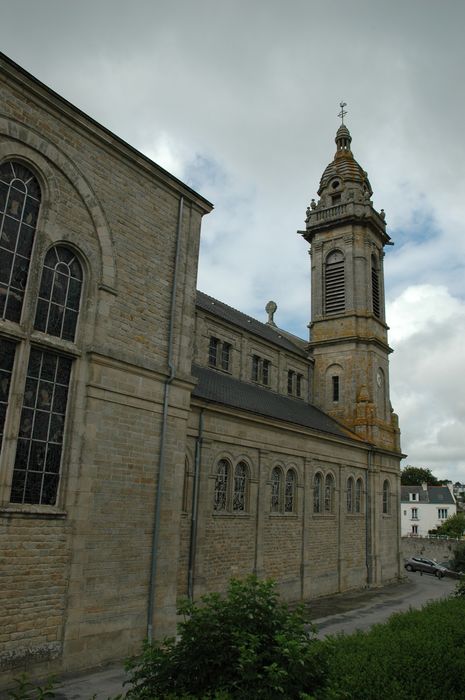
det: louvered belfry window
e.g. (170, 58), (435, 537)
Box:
(325, 250), (345, 314)
(371, 255), (380, 318)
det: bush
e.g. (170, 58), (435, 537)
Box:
(451, 541), (465, 572)
(125, 576), (326, 699)
(316, 597), (465, 700)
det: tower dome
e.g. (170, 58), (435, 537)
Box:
(318, 123), (372, 197)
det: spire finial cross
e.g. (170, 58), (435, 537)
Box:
(338, 101), (347, 124)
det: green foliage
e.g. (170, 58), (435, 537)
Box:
(316, 597), (465, 700)
(451, 541), (465, 572)
(431, 513), (465, 539)
(400, 466), (439, 485)
(454, 575), (465, 597)
(125, 576), (326, 699)
(7, 673), (56, 700)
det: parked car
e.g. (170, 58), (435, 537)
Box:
(404, 556), (447, 578)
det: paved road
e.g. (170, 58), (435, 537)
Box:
(312, 570), (456, 638)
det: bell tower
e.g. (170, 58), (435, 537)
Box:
(303, 110), (400, 452)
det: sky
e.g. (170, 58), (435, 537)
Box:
(1, 0), (464, 482)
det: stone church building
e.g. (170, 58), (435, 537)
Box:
(0, 52), (402, 683)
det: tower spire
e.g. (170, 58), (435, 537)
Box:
(338, 101), (347, 124)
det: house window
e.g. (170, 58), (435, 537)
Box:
(0, 163), (83, 507)
(296, 373), (302, 398)
(325, 249), (345, 314)
(410, 492), (418, 502)
(411, 524), (418, 535)
(438, 508), (448, 520)
(251, 355), (270, 386)
(287, 370), (294, 394)
(382, 479), (391, 515)
(332, 375), (339, 402)
(411, 507), (418, 520)
(209, 337), (232, 371)
(0, 162), (41, 323)
(214, 458), (249, 514)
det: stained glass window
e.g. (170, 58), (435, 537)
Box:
(34, 246), (82, 341)
(355, 478), (363, 513)
(0, 338), (15, 450)
(0, 162), (41, 322)
(313, 472), (322, 513)
(284, 469), (296, 513)
(324, 474), (334, 513)
(214, 459), (229, 511)
(347, 477), (354, 513)
(233, 461), (247, 511)
(10, 349), (72, 505)
(382, 479), (390, 514)
(271, 466), (282, 512)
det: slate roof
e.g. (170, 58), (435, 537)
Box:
(192, 364), (358, 441)
(401, 485), (455, 505)
(196, 291), (308, 357)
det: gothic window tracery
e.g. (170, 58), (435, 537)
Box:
(355, 478), (363, 513)
(0, 161), (84, 507)
(347, 476), (354, 512)
(271, 466), (282, 512)
(213, 458), (249, 513)
(0, 162), (41, 322)
(284, 468), (296, 513)
(313, 472), (322, 513)
(214, 458), (229, 511)
(324, 473), (335, 513)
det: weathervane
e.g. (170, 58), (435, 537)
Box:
(338, 101), (347, 124)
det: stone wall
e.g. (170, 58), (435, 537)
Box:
(401, 536), (461, 565)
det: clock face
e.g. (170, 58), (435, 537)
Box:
(376, 371), (383, 387)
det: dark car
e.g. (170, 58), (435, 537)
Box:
(404, 556), (447, 578)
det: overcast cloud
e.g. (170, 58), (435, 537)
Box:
(1, 0), (464, 481)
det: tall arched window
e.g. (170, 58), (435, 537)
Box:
(325, 249), (345, 314)
(214, 459), (229, 511)
(324, 474), (334, 513)
(376, 368), (386, 421)
(271, 466), (282, 512)
(313, 472), (322, 513)
(34, 245), (83, 341)
(355, 478), (363, 514)
(233, 461), (247, 512)
(347, 477), (354, 513)
(0, 162), (41, 322)
(371, 254), (380, 318)
(382, 479), (390, 514)
(285, 469), (296, 513)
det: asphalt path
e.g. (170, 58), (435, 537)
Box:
(312, 570), (456, 638)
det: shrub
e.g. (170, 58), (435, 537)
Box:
(317, 597), (465, 700)
(451, 541), (465, 572)
(125, 576), (326, 699)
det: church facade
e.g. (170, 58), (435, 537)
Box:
(0, 53), (402, 684)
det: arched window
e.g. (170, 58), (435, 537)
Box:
(382, 479), (390, 514)
(376, 368), (386, 421)
(214, 459), (229, 511)
(325, 249), (345, 314)
(0, 161), (41, 322)
(347, 477), (354, 513)
(233, 461), (247, 512)
(285, 469), (296, 513)
(313, 472), (322, 513)
(355, 478), (363, 514)
(271, 466), (282, 513)
(371, 254), (380, 318)
(324, 473), (334, 513)
(34, 245), (83, 341)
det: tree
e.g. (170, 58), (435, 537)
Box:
(431, 513), (465, 539)
(125, 576), (326, 699)
(401, 466), (439, 486)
